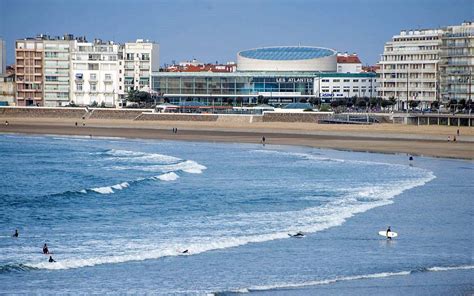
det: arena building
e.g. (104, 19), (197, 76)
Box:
(151, 46), (376, 106)
(237, 46), (337, 72)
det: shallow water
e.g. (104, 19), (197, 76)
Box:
(0, 134), (472, 294)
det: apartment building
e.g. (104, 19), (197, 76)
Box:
(43, 37), (75, 107)
(15, 38), (44, 106)
(71, 39), (120, 106)
(439, 21), (474, 103)
(378, 29), (443, 110)
(118, 39), (159, 101)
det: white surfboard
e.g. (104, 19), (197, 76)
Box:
(379, 231), (398, 238)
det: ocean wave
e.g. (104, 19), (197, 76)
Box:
(217, 265), (474, 294)
(153, 172), (179, 181)
(102, 149), (181, 164)
(0, 263), (38, 273)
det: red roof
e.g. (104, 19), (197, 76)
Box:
(337, 55), (361, 64)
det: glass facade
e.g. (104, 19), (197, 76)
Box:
(152, 73), (316, 104)
(151, 72), (376, 105)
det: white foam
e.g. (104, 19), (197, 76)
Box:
(232, 265), (474, 293)
(105, 149), (180, 163)
(90, 182), (129, 194)
(240, 271), (412, 292)
(90, 186), (115, 194)
(154, 172), (179, 181)
(427, 265), (474, 272)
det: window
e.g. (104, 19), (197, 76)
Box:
(119, 77), (122, 82)
(343, 79), (350, 82)
(332, 79), (340, 82)
(76, 83), (83, 91)
(353, 79), (359, 82)
(105, 74), (112, 80)
(321, 79), (330, 82)
(90, 73), (97, 80)
(90, 83), (97, 92)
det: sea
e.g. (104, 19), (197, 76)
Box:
(0, 134), (472, 295)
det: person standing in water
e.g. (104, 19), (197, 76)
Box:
(43, 243), (50, 254)
(386, 226), (392, 240)
(12, 229), (19, 237)
(48, 256), (56, 263)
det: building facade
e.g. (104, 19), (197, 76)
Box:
(71, 40), (120, 107)
(0, 39), (5, 75)
(439, 22), (474, 103)
(119, 39), (159, 100)
(337, 53), (362, 73)
(378, 29), (443, 110)
(151, 71), (376, 106)
(0, 66), (16, 105)
(15, 38), (44, 106)
(43, 38), (74, 106)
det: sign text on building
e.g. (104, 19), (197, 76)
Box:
(275, 77), (313, 83)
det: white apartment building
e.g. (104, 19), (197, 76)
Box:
(118, 39), (159, 101)
(43, 39), (74, 106)
(378, 29), (443, 110)
(314, 74), (377, 99)
(439, 22), (474, 103)
(71, 40), (120, 107)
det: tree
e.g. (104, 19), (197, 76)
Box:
(409, 101), (419, 108)
(127, 90), (152, 104)
(257, 95), (264, 105)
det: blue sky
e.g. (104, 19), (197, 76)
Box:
(0, 0), (472, 66)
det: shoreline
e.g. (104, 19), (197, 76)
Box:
(1, 118), (473, 160)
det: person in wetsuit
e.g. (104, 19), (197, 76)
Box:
(386, 226), (392, 240)
(48, 256), (56, 263)
(43, 243), (49, 254)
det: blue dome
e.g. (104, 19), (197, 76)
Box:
(239, 46), (335, 61)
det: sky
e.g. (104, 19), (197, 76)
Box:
(0, 0), (472, 66)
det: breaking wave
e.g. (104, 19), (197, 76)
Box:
(216, 265), (474, 294)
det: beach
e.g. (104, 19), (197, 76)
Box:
(1, 117), (473, 159)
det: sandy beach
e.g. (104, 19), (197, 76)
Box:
(1, 117), (473, 159)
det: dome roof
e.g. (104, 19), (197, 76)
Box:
(238, 46), (335, 61)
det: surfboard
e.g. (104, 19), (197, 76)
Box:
(288, 234), (305, 238)
(378, 231), (398, 238)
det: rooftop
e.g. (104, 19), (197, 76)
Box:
(238, 46), (335, 61)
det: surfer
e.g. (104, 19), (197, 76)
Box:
(182, 249), (189, 254)
(409, 156), (413, 161)
(48, 256), (56, 263)
(386, 226), (392, 240)
(12, 229), (19, 237)
(43, 243), (49, 254)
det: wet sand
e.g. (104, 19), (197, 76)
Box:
(1, 118), (473, 159)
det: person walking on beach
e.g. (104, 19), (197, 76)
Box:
(5, 120), (9, 126)
(457, 129), (460, 136)
(43, 243), (49, 254)
(12, 229), (19, 237)
(261, 136), (266, 146)
(48, 256), (56, 263)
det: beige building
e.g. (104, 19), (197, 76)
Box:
(439, 22), (474, 104)
(378, 29), (443, 110)
(15, 38), (44, 106)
